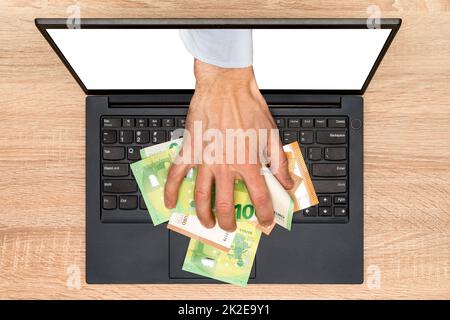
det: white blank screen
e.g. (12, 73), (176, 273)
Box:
(47, 28), (391, 91)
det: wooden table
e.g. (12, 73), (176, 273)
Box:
(0, 0), (449, 299)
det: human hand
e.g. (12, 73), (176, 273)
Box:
(164, 59), (294, 231)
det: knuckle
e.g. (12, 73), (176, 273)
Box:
(252, 193), (271, 208)
(167, 166), (179, 181)
(215, 200), (234, 215)
(194, 188), (210, 202)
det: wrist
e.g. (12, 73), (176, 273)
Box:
(194, 59), (257, 92)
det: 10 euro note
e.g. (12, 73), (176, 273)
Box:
(283, 141), (319, 214)
(182, 220), (261, 286)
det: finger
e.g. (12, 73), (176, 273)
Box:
(194, 167), (215, 228)
(241, 166), (274, 227)
(214, 167), (236, 232)
(268, 133), (294, 189)
(164, 162), (191, 209)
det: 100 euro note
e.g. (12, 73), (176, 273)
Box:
(136, 139), (284, 252)
(182, 220), (261, 286)
(139, 139), (295, 232)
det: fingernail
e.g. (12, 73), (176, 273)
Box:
(202, 220), (216, 229)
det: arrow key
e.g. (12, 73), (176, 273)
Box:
(319, 207), (332, 216)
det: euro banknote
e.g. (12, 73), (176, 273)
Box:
(134, 139), (278, 252)
(132, 139), (316, 250)
(283, 142), (319, 213)
(182, 220), (261, 286)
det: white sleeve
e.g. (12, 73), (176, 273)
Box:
(179, 29), (253, 68)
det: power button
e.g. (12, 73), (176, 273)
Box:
(351, 119), (362, 130)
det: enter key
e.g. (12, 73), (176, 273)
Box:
(312, 163), (347, 177)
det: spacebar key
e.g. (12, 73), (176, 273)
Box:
(313, 180), (347, 193)
(103, 179), (137, 193)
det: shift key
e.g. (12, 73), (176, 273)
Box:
(312, 180), (347, 193)
(103, 180), (137, 193)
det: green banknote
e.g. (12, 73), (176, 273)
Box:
(130, 141), (197, 225)
(182, 220), (261, 286)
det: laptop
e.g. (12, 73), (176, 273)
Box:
(36, 18), (400, 284)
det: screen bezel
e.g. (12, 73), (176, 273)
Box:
(35, 18), (401, 96)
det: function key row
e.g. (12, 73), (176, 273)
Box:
(275, 118), (347, 129)
(103, 117), (185, 128)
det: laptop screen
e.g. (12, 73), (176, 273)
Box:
(45, 27), (392, 92)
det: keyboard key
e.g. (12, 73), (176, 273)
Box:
(288, 119), (300, 128)
(316, 131), (347, 144)
(127, 146), (140, 160)
(151, 130), (166, 144)
(334, 207), (348, 217)
(162, 118), (174, 127)
(102, 163), (129, 177)
(103, 118), (121, 128)
(283, 131), (297, 144)
(315, 119), (327, 128)
(303, 207), (318, 217)
(319, 196), (331, 206)
(103, 196), (116, 210)
(334, 196), (347, 204)
(149, 119), (161, 127)
(302, 119), (313, 128)
(140, 196), (147, 210)
(319, 207), (332, 216)
(123, 118), (135, 127)
(119, 196), (138, 210)
(135, 130), (150, 144)
(313, 180), (347, 193)
(103, 147), (125, 160)
(102, 130), (117, 144)
(103, 180), (137, 193)
(137, 118), (147, 128)
(119, 130), (133, 144)
(308, 147), (321, 160)
(299, 131), (313, 144)
(329, 118), (347, 128)
(177, 119), (186, 128)
(275, 119), (285, 128)
(312, 163), (347, 177)
(325, 147), (347, 160)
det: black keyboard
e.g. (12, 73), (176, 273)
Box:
(100, 116), (348, 223)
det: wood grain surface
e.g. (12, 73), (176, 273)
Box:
(0, 0), (449, 299)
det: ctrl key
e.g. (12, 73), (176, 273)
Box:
(119, 196), (138, 210)
(103, 196), (116, 210)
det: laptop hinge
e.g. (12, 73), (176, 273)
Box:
(108, 93), (342, 108)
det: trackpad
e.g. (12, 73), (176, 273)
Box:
(169, 231), (256, 279)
